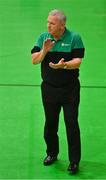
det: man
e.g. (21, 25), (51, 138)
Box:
(31, 9), (85, 174)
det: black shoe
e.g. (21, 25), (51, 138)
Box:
(43, 155), (57, 166)
(68, 163), (79, 174)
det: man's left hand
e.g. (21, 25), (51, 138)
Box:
(49, 58), (66, 69)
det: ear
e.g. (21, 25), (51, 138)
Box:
(61, 23), (65, 30)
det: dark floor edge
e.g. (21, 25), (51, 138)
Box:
(0, 84), (106, 89)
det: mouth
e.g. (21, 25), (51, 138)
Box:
(48, 27), (51, 31)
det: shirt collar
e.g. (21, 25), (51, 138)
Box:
(49, 27), (67, 42)
(59, 27), (67, 41)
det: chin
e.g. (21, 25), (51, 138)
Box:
(48, 29), (53, 34)
(48, 30), (52, 33)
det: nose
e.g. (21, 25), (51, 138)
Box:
(47, 22), (51, 28)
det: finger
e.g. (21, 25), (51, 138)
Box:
(44, 38), (51, 44)
(46, 38), (51, 41)
(46, 38), (53, 43)
(61, 58), (65, 61)
(59, 58), (65, 64)
(49, 62), (55, 66)
(51, 41), (55, 45)
(60, 58), (64, 62)
(49, 62), (57, 69)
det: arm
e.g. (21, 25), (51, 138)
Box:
(31, 49), (47, 65)
(32, 38), (55, 65)
(64, 58), (82, 69)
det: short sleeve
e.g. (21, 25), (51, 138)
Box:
(35, 35), (43, 49)
(31, 34), (44, 54)
(71, 33), (85, 58)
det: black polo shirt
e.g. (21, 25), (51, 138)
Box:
(31, 28), (85, 87)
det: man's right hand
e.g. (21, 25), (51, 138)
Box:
(43, 38), (55, 53)
(32, 38), (55, 65)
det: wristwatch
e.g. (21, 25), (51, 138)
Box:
(63, 65), (67, 69)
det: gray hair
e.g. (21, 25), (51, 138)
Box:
(48, 9), (67, 23)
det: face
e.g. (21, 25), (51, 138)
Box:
(47, 15), (65, 37)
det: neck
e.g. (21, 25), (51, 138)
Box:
(53, 28), (65, 40)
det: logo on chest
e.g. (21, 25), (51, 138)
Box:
(61, 43), (70, 47)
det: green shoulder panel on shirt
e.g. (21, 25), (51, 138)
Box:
(35, 29), (84, 52)
(71, 32), (84, 49)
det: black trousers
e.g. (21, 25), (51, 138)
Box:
(41, 80), (81, 164)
